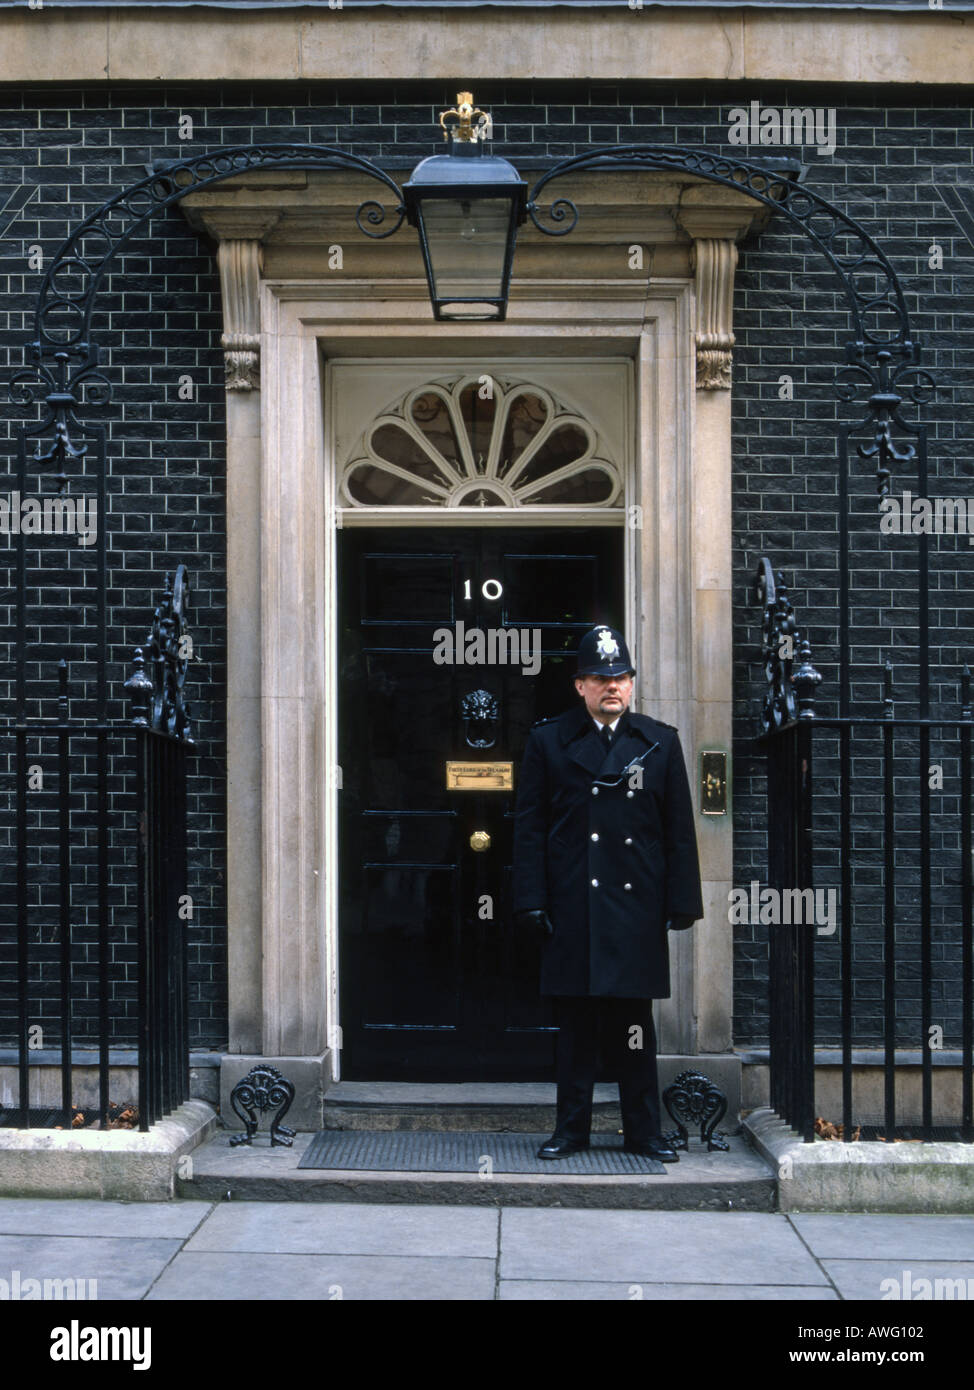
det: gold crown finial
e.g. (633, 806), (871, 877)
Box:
(439, 91), (490, 143)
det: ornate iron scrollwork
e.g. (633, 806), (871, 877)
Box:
(755, 558), (822, 735)
(461, 689), (499, 749)
(526, 145), (934, 495)
(124, 564), (194, 742)
(7, 142), (932, 503)
(835, 344), (936, 499)
(228, 1065), (296, 1148)
(662, 1069), (730, 1153)
(7, 145), (407, 489)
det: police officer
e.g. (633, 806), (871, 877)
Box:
(513, 625), (703, 1161)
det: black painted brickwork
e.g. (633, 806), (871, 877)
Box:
(0, 81), (971, 1050)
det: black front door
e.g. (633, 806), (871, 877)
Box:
(338, 526), (624, 1080)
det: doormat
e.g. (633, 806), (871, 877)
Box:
(298, 1131), (666, 1175)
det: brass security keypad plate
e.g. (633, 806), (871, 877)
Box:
(701, 750), (728, 815)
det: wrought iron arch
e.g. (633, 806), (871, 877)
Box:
(5, 140), (937, 505)
(3, 137), (943, 737)
(9, 144), (408, 488)
(526, 146), (935, 499)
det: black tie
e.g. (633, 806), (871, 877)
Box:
(600, 724), (613, 754)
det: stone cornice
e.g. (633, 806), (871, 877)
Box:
(0, 8), (969, 85)
(180, 166), (775, 267)
(184, 168), (766, 389)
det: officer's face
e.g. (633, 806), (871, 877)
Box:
(574, 672), (634, 723)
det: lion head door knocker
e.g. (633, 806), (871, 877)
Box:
(461, 689), (499, 749)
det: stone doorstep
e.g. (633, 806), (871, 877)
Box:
(0, 1101), (217, 1202)
(176, 1127), (776, 1211)
(324, 1081), (634, 1134)
(745, 1108), (974, 1214)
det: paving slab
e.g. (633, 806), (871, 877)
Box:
(499, 1209), (830, 1285)
(0, 1233), (181, 1301)
(498, 1280), (840, 1300)
(821, 1259), (974, 1302)
(0, 1197), (213, 1239)
(146, 1250), (496, 1300)
(789, 1213), (974, 1260)
(183, 1199), (499, 1257)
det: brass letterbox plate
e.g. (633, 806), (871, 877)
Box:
(446, 761), (514, 791)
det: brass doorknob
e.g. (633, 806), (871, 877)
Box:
(469, 829), (491, 852)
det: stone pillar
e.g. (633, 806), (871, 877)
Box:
(685, 229), (738, 1055)
(217, 238), (265, 1057)
(213, 233), (332, 1129)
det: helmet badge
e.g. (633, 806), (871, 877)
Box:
(595, 628), (620, 662)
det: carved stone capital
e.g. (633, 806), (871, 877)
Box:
(689, 238), (738, 391)
(218, 240), (263, 392)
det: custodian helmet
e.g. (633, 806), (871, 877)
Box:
(575, 625), (635, 678)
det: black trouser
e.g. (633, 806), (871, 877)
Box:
(552, 996), (662, 1144)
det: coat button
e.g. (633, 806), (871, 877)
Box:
(626, 789), (635, 798)
(591, 833), (599, 842)
(625, 837), (633, 846)
(624, 882), (632, 891)
(591, 878), (599, 887)
(592, 787), (599, 796)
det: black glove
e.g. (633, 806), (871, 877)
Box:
(516, 908), (554, 938)
(666, 914), (696, 932)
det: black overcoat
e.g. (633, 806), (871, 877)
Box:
(512, 704), (704, 999)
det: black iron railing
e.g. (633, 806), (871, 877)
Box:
(755, 560), (974, 1143)
(2, 568), (194, 1132)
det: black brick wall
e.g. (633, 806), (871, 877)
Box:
(1, 80), (971, 1051)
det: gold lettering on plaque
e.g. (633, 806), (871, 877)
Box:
(446, 761), (514, 791)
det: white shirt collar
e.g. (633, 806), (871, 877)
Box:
(593, 714), (622, 735)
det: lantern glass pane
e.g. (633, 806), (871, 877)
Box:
(420, 197), (511, 303)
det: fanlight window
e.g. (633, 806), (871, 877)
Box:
(340, 376), (622, 509)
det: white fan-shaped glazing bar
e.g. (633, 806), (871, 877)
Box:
(502, 411), (595, 493)
(341, 372), (623, 509)
(366, 410), (462, 491)
(341, 454), (453, 506)
(515, 456), (622, 506)
(486, 385), (554, 482)
(440, 376), (501, 481)
(403, 384), (479, 482)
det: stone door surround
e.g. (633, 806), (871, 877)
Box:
(180, 168), (773, 1121)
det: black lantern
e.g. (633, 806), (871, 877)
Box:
(403, 93), (527, 322)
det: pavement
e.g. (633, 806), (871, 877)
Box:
(0, 1197), (972, 1301)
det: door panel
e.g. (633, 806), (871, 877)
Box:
(338, 527), (624, 1080)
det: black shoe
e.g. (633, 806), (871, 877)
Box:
(624, 1136), (679, 1162)
(537, 1134), (588, 1159)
